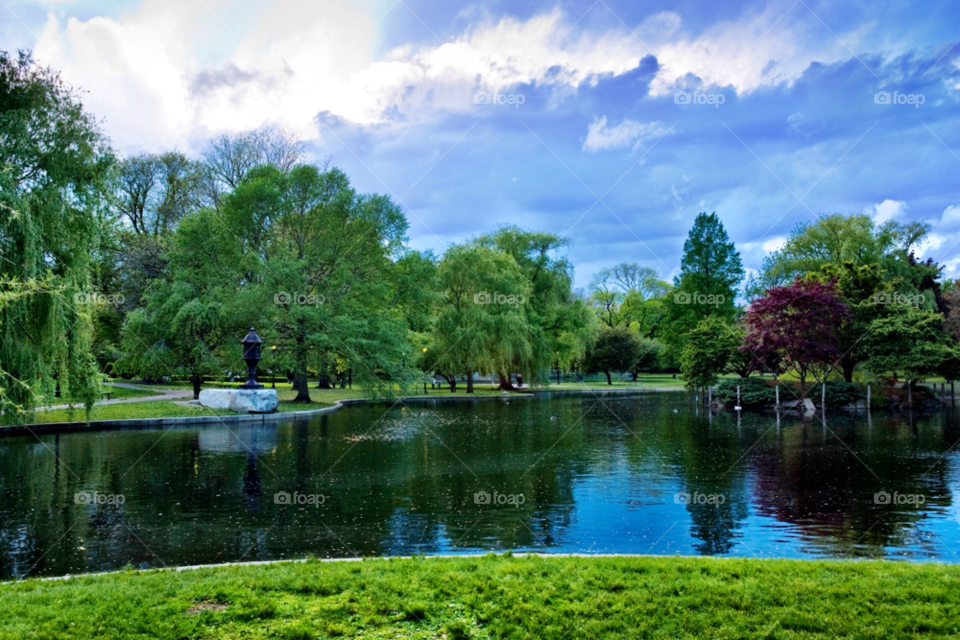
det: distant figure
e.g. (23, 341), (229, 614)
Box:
(517, 375), (523, 387)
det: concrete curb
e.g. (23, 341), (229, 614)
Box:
(1, 387), (681, 437)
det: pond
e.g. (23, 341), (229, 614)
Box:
(2, 393), (959, 579)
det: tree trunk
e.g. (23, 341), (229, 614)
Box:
(841, 359), (856, 383)
(467, 371), (474, 394)
(192, 373), (202, 400)
(605, 370), (612, 385)
(497, 371), (516, 391)
(292, 338), (311, 402)
(316, 374), (332, 389)
(339, 375), (347, 389)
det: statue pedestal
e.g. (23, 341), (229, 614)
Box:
(199, 388), (279, 414)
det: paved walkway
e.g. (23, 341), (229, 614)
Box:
(38, 382), (192, 411)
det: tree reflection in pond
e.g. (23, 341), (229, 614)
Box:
(1, 394), (958, 578)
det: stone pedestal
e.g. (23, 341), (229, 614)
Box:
(199, 388), (279, 414)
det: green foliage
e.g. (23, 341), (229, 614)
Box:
(809, 381), (863, 406)
(863, 307), (958, 382)
(680, 317), (740, 390)
(0, 52), (112, 422)
(476, 226), (594, 380)
(664, 213), (744, 357)
(585, 325), (647, 384)
(757, 213), (928, 294)
(714, 377), (775, 407)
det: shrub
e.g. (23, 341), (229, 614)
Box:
(714, 378), (774, 407)
(810, 381), (862, 407)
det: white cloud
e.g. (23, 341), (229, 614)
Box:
(582, 116), (670, 152)
(868, 199), (908, 224)
(762, 236), (786, 252)
(936, 204), (960, 232)
(29, 1), (867, 153)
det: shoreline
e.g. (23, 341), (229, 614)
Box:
(0, 387), (683, 437)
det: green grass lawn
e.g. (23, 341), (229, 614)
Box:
(553, 373), (689, 389)
(25, 400), (235, 424)
(2, 554), (957, 639)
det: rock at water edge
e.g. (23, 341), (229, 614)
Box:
(198, 389), (279, 413)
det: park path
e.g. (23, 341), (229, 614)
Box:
(38, 382), (192, 411)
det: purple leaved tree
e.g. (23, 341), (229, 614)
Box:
(741, 278), (850, 392)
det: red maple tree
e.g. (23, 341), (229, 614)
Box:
(741, 278), (850, 391)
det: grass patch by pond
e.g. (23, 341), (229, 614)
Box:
(100, 384), (164, 400)
(1, 554), (957, 639)
(25, 400), (235, 424)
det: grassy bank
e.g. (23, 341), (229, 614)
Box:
(2, 555), (958, 639)
(29, 400), (236, 424)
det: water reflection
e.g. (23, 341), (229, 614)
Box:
(1, 395), (959, 578)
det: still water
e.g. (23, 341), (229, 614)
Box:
(2, 393), (960, 578)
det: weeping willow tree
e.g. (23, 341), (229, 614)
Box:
(0, 51), (113, 423)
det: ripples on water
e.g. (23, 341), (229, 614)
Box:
(1, 393), (959, 578)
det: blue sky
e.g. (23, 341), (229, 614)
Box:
(3, 0), (959, 287)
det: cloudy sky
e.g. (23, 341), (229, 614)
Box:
(3, 0), (958, 286)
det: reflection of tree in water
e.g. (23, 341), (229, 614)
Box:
(4, 397), (960, 577)
(624, 402), (751, 555)
(750, 412), (955, 555)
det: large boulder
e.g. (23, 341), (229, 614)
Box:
(199, 388), (279, 414)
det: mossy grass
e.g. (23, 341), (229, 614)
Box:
(2, 554), (958, 639)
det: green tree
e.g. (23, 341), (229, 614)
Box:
(680, 316), (740, 391)
(477, 226), (592, 386)
(430, 244), (531, 392)
(664, 212), (744, 356)
(0, 51), (112, 422)
(222, 164), (410, 402)
(585, 325), (646, 385)
(862, 307), (958, 385)
(756, 213), (928, 295)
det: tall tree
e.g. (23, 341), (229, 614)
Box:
(756, 213), (928, 295)
(201, 126), (305, 207)
(430, 244), (531, 392)
(0, 51), (112, 421)
(664, 212), (744, 356)
(221, 164), (409, 402)
(477, 226), (592, 386)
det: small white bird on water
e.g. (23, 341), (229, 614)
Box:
(550, 416), (558, 421)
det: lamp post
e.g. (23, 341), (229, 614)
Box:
(240, 327), (264, 390)
(271, 346), (277, 389)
